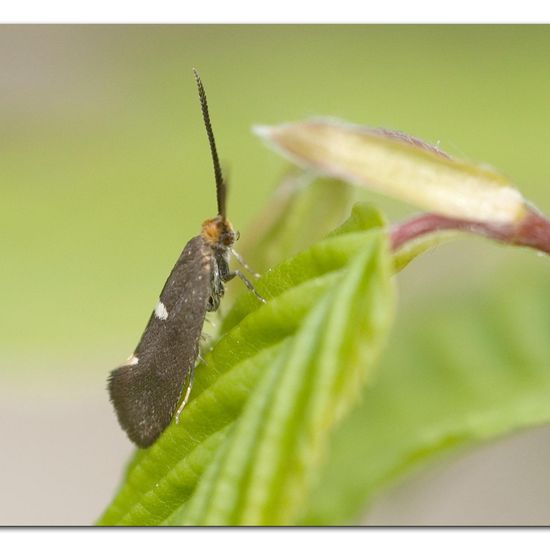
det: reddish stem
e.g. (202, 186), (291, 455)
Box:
(390, 207), (550, 255)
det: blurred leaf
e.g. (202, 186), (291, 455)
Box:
(255, 119), (527, 224)
(301, 270), (550, 525)
(392, 230), (459, 271)
(238, 173), (355, 275)
(98, 203), (394, 525)
(169, 231), (393, 525)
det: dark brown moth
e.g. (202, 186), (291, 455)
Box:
(108, 69), (264, 448)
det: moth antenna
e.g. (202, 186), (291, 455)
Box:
(193, 68), (226, 219)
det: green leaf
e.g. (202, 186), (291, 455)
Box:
(98, 203), (394, 525)
(301, 269), (550, 525)
(170, 232), (394, 525)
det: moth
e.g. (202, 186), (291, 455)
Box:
(108, 69), (264, 448)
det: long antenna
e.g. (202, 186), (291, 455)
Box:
(193, 68), (226, 219)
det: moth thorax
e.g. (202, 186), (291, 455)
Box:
(201, 215), (238, 248)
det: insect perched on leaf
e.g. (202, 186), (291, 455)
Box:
(108, 69), (265, 448)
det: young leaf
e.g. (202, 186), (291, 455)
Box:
(255, 119), (527, 224)
(98, 203), (393, 526)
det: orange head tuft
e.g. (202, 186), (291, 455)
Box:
(201, 215), (238, 247)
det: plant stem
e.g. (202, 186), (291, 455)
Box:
(390, 207), (550, 255)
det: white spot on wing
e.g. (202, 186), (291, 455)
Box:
(123, 354), (139, 366)
(155, 300), (168, 320)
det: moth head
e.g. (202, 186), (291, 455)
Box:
(201, 215), (238, 247)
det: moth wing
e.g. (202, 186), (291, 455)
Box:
(108, 236), (212, 447)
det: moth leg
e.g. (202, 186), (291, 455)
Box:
(231, 249), (260, 279)
(207, 291), (222, 312)
(175, 367), (195, 424)
(229, 270), (266, 304)
(207, 259), (223, 312)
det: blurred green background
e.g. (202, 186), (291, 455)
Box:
(3, 25), (550, 525)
